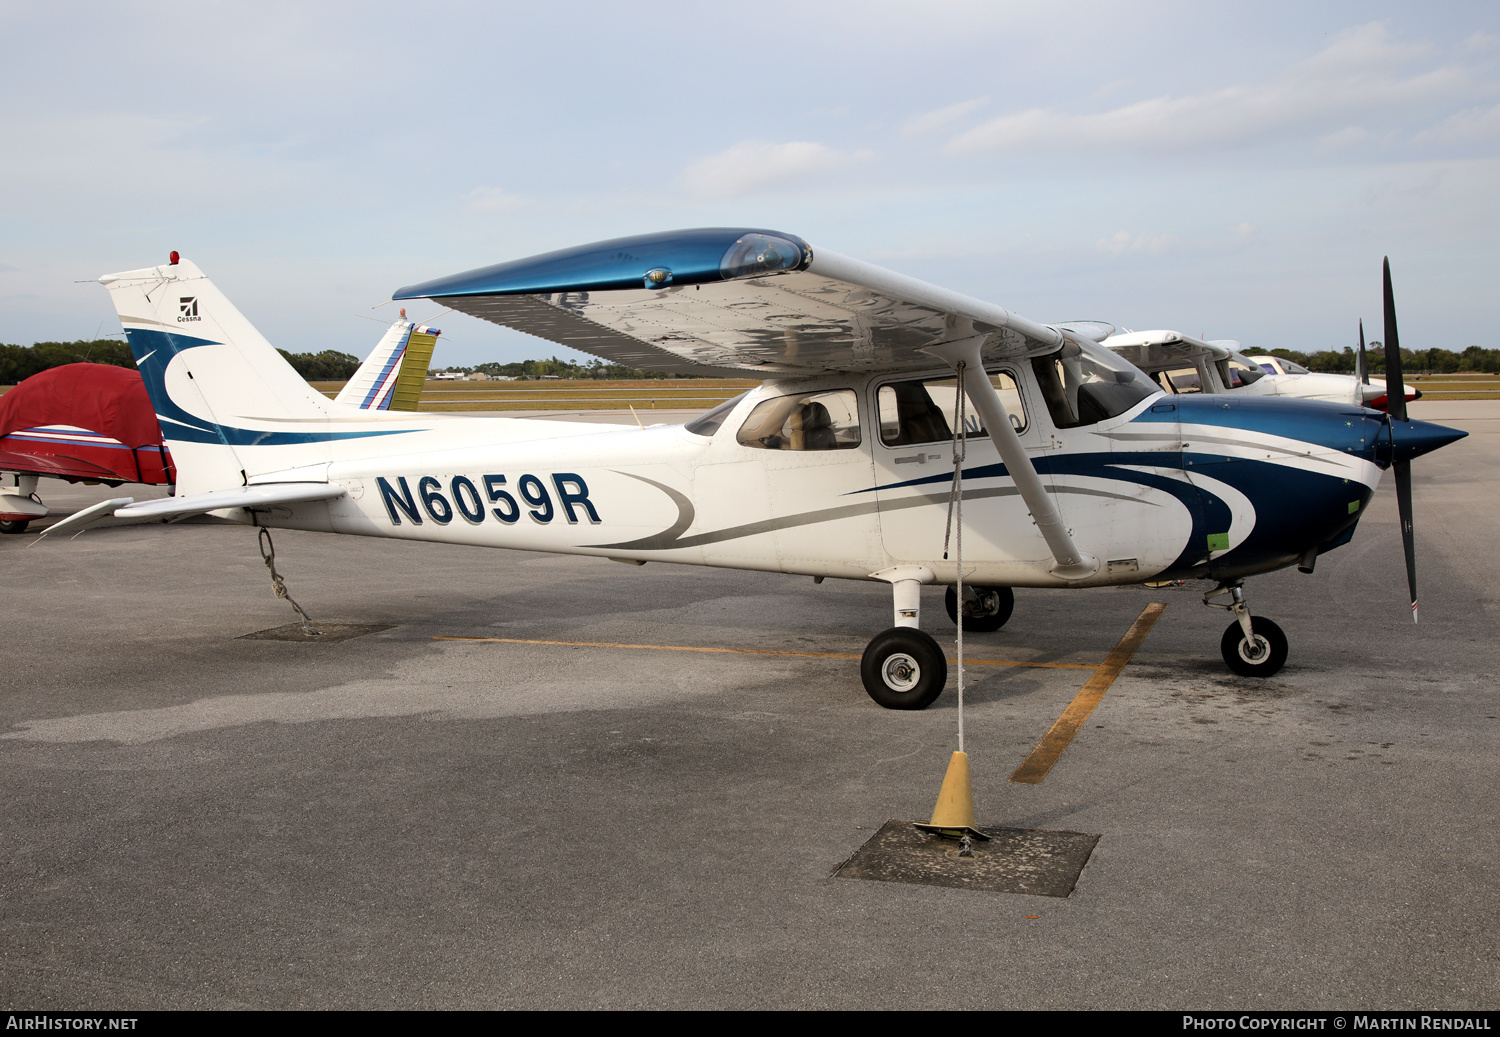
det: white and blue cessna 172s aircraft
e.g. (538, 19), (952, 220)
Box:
(52, 230), (1465, 709)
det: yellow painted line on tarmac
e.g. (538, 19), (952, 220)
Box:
(1008, 602), (1168, 785)
(432, 635), (1095, 669)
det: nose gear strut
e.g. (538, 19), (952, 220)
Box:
(1204, 580), (1288, 677)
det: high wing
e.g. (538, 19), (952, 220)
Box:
(1102, 329), (1237, 373)
(392, 228), (1064, 375)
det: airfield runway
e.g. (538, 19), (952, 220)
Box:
(2, 401), (1496, 1010)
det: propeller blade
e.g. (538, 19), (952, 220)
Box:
(1383, 257), (1417, 622)
(1358, 319), (1369, 385)
(1382, 258), (1408, 422)
(1395, 459), (1418, 623)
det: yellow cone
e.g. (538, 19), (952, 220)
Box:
(930, 750), (975, 827)
(913, 751), (989, 840)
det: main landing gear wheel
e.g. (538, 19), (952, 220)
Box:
(944, 585), (1014, 632)
(861, 627), (948, 710)
(0, 519), (30, 534)
(1220, 616), (1288, 678)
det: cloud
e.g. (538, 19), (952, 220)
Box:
(1320, 126), (1372, 151)
(1413, 103), (1500, 148)
(469, 185), (526, 212)
(946, 23), (1482, 157)
(901, 97), (987, 136)
(681, 140), (871, 198)
(1096, 230), (1177, 256)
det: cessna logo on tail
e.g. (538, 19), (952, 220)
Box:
(178, 297), (200, 322)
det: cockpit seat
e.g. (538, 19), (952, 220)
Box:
(792, 401), (837, 450)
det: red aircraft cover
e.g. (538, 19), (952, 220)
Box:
(0, 363), (164, 447)
(0, 363), (173, 486)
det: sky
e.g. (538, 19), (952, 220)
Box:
(2, 1), (1497, 367)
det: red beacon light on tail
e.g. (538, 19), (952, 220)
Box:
(168, 251), (179, 265)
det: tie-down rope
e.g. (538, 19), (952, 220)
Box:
(942, 361), (968, 755)
(258, 527), (318, 635)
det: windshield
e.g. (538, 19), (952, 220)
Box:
(1030, 340), (1158, 428)
(685, 392), (750, 437)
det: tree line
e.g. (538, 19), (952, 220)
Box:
(437, 356), (691, 380)
(1261, 344), (1500, 375)
(6, 337), (1498, 387)
(0, 339), (361, 384)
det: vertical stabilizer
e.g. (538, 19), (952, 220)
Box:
(99, 258), (338, 495)
(333, 316), (441, 412)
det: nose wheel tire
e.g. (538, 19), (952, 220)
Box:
(1220, 616), (1288, 677)
(943, 585), (1014, 632)
(0, 519), (30, 534)
(861, 627), (947, 710)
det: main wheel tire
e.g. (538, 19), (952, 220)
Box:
(943, 585), (1014, 632)
(1220, 616), (1288, 677)
(0, 519), (30, 534)
(860, 627), (948, 710)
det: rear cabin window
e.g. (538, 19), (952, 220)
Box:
(1154, 366), (1203, 394)
(877, 371), (1026, 445)
(735, 389), (862, 451)
(1030, 340), (1158, 428)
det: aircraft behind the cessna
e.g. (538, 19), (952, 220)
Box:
(51, 232), (1465, 709)
(1103, 327), (1419, 411)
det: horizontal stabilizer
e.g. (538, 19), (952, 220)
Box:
(38, 484), (345, 539)
(117, 483), (347, 521)
(37, 497), (135, 538)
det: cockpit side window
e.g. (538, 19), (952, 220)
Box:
(735, 389), (862, 451)
(1030, 340), (1158, 429)
(1219, 357), (1266, 388)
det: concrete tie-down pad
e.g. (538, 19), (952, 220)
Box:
(834, 819), (1101, 897)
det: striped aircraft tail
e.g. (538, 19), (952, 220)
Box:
(333, 313), (441, 412)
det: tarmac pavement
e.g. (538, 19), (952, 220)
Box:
(0, 401), (1495, 1009)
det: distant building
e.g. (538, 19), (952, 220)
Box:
(464, 372), (490, 381)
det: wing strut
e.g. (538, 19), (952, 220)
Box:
(926, 338), (1099, 580)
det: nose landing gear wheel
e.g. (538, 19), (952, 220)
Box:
(0, 519), (30, 534)
(943, 585), (1014, 632)
(1220, 616), (1288, 677)
(861, 627), (947, 710)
